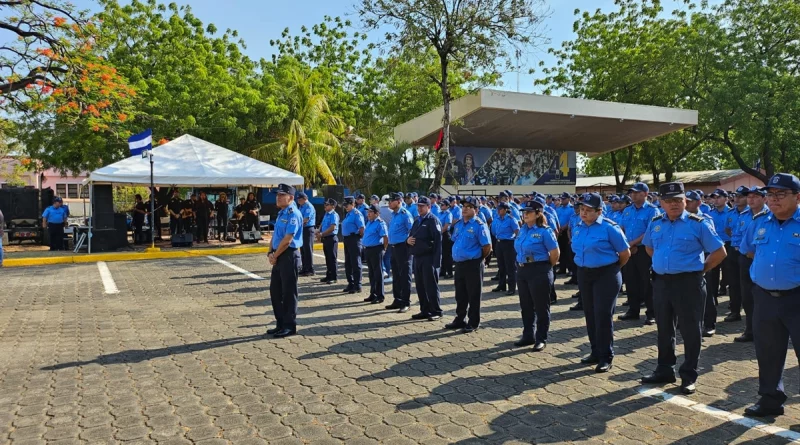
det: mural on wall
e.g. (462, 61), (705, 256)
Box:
(444, 147), (576, 186)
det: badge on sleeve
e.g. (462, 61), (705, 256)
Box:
(654, 225), (661, 232)
(758, 228), (766, 236)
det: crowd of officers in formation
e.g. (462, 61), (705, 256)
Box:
(266, 172), (800, 419)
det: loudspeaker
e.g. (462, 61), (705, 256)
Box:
(91, 228), (128, 252)
(93, 185), (115, 229)
(324, 185), (345, 203)
(240, 230), (261, 244)
(171, 233), (193, 247)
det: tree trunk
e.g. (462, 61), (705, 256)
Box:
(716, 129), (768, 184)
(429, 56), (451, 193)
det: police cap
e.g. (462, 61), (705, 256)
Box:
(685, 190), (702, 202)
(735, 185), (750, 195)
(417, 196), (431, 206)
(367, 204), (380, 214)
(748, 186), (767, 196)
(578, 193), (603, 210)
(710, 188), (728, 198)
(659, 182), (686, 199)
(560, 192), (571, 199)
(324, 198), (337, 207)
(764, 173), (800, 192)
(296, 191), (308, 200)
(276, 184), (296, 196)
(523, 200), (543, 212)
(355, 193), (365, 200)
(440, 199), (451, 208)
(389, 192), (403, 201)
(343, 196), (355, 205)
(497, 201), (509, 210)
(461, 197), (479, 208)
(370, 194), (380, 201)
(629, 182), (649, 193)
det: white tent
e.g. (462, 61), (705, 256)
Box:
(87, 134), (304, 186)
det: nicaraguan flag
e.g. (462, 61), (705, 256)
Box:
(128, 129), (152, 157)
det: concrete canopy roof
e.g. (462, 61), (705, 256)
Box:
(394, 89), (698, 155)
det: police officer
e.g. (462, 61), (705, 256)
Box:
(618, 182), (659, 325)
(514, 199), (559, 351)
(363, 205), (388, 304)
(355, 194), (369, 220)
(439, 200), (455, 279)
(446, 197), (492, 333)
(723, 186), (750, 322)
(640, 182), (726, 394)
(739, 173), (800, 417)
(42, 197), (69, 251)
(555, 192), (575, 276)
(386, 192), (414, 312)
(341, 196), (365, 294)
(296, 192), (316, 276)
(408, 196), (443, 321)
(697, 190), (712, 214)
(571, 193), (631, 372)
(428, 193), (441, 220)
(317, 199), (339, 284)
(703, 188), (735, 336)
(267, 184), (304, 338)
(404, 193), (419, 219)
(492, 202), (520, 295)
(732, 186), (768, 343)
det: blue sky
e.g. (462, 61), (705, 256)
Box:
(66, 0), (715, 93)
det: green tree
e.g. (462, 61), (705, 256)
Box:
(356, 0), (548, 192)
(251, 60), (344, 186)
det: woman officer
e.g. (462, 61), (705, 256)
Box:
(514, 199), (560, 351)
(571, 193), (631, 373)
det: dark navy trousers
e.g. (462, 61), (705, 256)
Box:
(321, 236), (338, 280)
(517, 262), (553, 343)
(739, 255), (755, 337)
(300, 226), (315, 274)
(365, 245), (385, 300)
(454, 259), (484, 328)
(270, 248), (301, 331)
(343, 235), (363, 289)
(496, 239), (517, 292)
(726, 246), (742, 314)
(578, 264), (621, 362)
(391, 243), (413, 305)
(413, 254), (442, 316)
(623, 248), (654, 318)
(752, 285), (800, 409)
(652, 271), (706, 384)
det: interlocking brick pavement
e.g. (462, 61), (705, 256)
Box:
(0, 253), (797, 444)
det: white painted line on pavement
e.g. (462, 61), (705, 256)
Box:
(97, 261), (119, 294)
(314, 253), (345, 264)
(207, 255), (264, 280)
(638, 387), (800, 442)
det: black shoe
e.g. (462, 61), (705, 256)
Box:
(734, 333), (754, 343)
(300, 271), (314, 277)
(595, 362), (612, 373)
(618, 312), (640, 321)
(505, 290), (516, 296)
(580, 354), (599, 365)
(491, 286), (506, 293)
(445, 321), (467, 330)
(273, 328), (296, 338)
(411, 312), (429, 320)
(397, 306), (410, 313)
(723, 313), (742, 322)
(550, 299), (557, 304)
(514, 338), (535, 347)
(343, 286), (354, 293)
(569, 303), (583, 311)
(462, 325), (478, 333)
(427, 315), (442, 321)
(644, 317), (656, 326)
(319, 277), (330, 283)
(385, 302), (405, 310)
(702, 329), (716, 337)
(640, 373), (677, 384)
(350, 288), (362, 294)
(744, 404), (784, 417)
(533, 342), (546, 352)
(371, 298), (385, 305)
(719, 287), (728, 296)
(266, 327), (282, 335)
(364, 295), (376, 303)
(680, 381), (696, 395)
(324, 279), (338, 284)
(489, 276), (500, 281)
(572, 292), (581, 299)
(621, 300), (630, 306)
(565, 278), (578, 285)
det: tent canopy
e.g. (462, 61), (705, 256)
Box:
(87, 134), (304, 187)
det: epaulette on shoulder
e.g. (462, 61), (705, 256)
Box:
(652, 214), (662, 222)
(754, 209), (769, 219)
(606, 218), (619, 226)
(688, 213), (704, 222)
(474, 218), (484, 225)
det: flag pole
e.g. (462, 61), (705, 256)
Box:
(150, 150), (155, 250)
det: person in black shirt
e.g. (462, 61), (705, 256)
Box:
(243, 192), (260, 232)
(167, 190), (184, 235)
(181, 196), (195, 234)
(214, 192), (230, 241)
(195, 191), (213, 243)
(146, 195), (163, 241)
(132, 194), (147, 244)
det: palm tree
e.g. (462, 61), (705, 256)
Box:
(251, 68), (344, 185)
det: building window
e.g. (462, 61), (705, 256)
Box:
(80, 185), (89, 199)
(56, 184), (66, 197)
(67, 184), (79, 199)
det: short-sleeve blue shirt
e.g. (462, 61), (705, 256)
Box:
(740, 207), (800, 290)
(515, 224), (558, 263)
(571, 216), (630, 268)
(494, 214), (520, 241)
(479, 206), (492, 224)
(388, 207), (414, 244)
(728, 206), (749, 247)
(363, 218), (388, 247)
(556, 204), (574, 227)
(734, 205), (768, 249)
(643, 210), (724, 275)
(407, 203), (419, 219)
(299, 201), (316, 228)
(620, 202), (659, 242)
(321, 210), (339, 236)
(356, 203), (369, 221)
(42, 206), (69, 224)
(707, 206), (735, 243)
(438, 210), (453, 227)
(272, 202), (303, 250)
(449, 205), (462, 221)
(341, 209), (365, 236)
(430, 204), (441, 219)
(699, 203), (711, 214)
(451, 217), (491, 262)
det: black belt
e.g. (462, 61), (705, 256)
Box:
(365, 245), (384, 249)
(497, 238), (515, 242)
(758, 286), (800, 297)
(455, 258), (482, 264)
(344, 234), (361, 239)
(517, 260), (549, 268)
(322, 235), (336, 240)
(390, 242), (406, 247)
(578, 263), (619, 272)
(653, 271), (703, 278)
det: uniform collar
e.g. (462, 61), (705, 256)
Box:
(766, 206), (800, 222)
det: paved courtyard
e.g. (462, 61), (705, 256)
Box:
(0, 253), (798, 444)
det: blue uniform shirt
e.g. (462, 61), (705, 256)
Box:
(407, 203), (419, 219)
(543, 205), (560, 231)
(356, 203), (369, 221)
(734, 205), (768, 249)
(321, 210), (340, 236)
(479, 206), (493, 224)
(476, 208), (487, 224)
(728, 206), (749, 247)
(430, 204), (441, 219)
(494, 214), (520, 241)
(556, 204), (574, 227)
(451, 217), (491, 262)
(699, 203), (711, 214)
(438, 210), (453, 227)
(571, 216), (630, 268)
(515, 224), (558, 263)
(450, 205), (462, 221)
(568, 213), (581, 232)
(363, 218), (388, 247)
(299, 201), (316, 228)
(388, 207), (414, 244)
(42, 206), (68, 224)
(740, 207), (800, 290)
(272, 202), (303, 250)
(707, 206), (734, 242)
(643, 211), (725, 275)
(341, 209), (365, 236)
(620, 202), (659, 242)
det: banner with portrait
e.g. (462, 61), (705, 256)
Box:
(444, 147), (576, 186)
